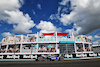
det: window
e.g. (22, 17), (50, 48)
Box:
(76, 43), (83, 52)
(0, 45), (6, 53)
(7, 44), (20, 53)
(67, 44), (75, 54)
(38, 44), (56, 52)
(84, 44), (90, 51)
(22, 44), (37, 53)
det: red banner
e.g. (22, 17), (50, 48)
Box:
(57, 33), (69, 36)
(42, 33), (54, 36)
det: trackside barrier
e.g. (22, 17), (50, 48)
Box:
(89, 53), (94, 57)
(0, 53), (100, 60)
(31, 55), (37, 59)
(0, 55), (3, 59)
(14, 55), (19, 59)
(7, 55), (14, 58)
(93, 53), (97, 56)
(89, 53), (97, 57)
(98, 53), (100, 56)
(65, 54), (87, 58)
(65, 54), (73, 58)
(65, 53), (99, 58)
(23, 55), (37, 59)
(23, 55), (31, 58)
(82, 54), (87, 57)
(76, 54), (83, 57)
(76, 54), (87, 58)
(6, 55), (19, 59)
(0, 55), (37, 59)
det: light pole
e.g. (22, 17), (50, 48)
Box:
(31, 43), (33, 59)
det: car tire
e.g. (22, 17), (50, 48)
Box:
(39, 57), (43, 61)
(60, 57), (64, 61)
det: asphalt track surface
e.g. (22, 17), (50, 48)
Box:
(0, 59), (100, 67)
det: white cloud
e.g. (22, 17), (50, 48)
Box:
(19, 0), (24, 4)
(60, 11), (76, 25)
(0, 0), (22, 20)
(5, 10), (35, 34)
(32, 10), (36, 15)
(50, 0), (100, 35)
(49, 14), (57, 20)
(36, 20), (56, 31)
(65, 23), (81, 35)
(60, 0), (100, 35)
(93, 39), (100, 44)
(87, 35), (100, 44)
(59, 0), (70, 6)
(37, 3), (41, 9)
(49, 7), (61, 20)
(94, 35), (100, 38)
(1, 32), (14, 37)
(36, 20), (62, 33)
(0, 0), (35, 34)
(93, 41), (99, 44)
(87, 36), (94, 40)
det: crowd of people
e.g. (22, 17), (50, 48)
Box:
(76, 45), (91, 52)
(8, 47), (20, 53)
(38, 45), (56, 52)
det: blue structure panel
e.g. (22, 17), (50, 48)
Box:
(59, 41), (75, 43)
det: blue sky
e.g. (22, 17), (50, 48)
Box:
(0, 0), (100, 44)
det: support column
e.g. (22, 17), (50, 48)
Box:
(89, 44), (91, 51)
(6, 44), (8, 53)
(20, 35), (24, 42)
(56, 32), (57, 42)
(49, 44), (50, 54)
(56, 32), (58, 53)
(37, 32), (39, 53)
(37, 43), (38, 53)
(66, 44), (68, 54)
(37, 32), (39, 42)
(74, 43), (77, 53)
(83, 43), (86, 52)
(72, 32), (74, 41)
(20, 43), (22, 53)
(56, 43), (58, 52)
